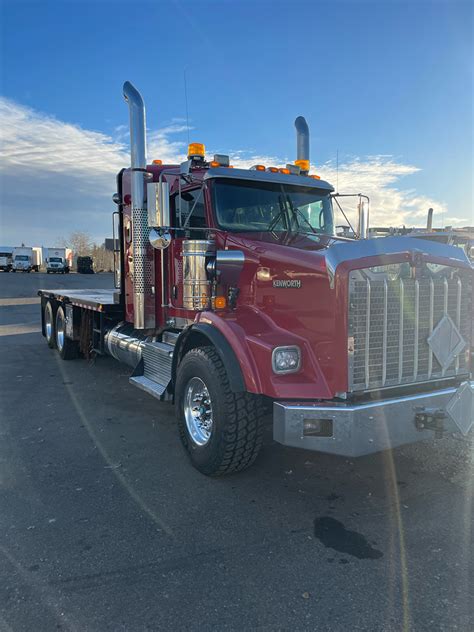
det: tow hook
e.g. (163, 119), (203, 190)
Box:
(414, 407), (447, 437)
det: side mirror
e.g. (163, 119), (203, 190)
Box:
(147, 181), (170, 228)
(149, 228), (171, 250)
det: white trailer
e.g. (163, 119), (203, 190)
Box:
(12, 247), (33, 272)
(45, 247), (70, 274)
(32, 247), (43, 272)
(0, 246), (13, 272)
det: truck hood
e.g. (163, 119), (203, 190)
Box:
(223, 232), (472, 400)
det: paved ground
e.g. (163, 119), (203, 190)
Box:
(0, 272), (472, 631)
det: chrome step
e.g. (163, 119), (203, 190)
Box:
(128, 340), (174, 400)
(129, 375), (168, 398)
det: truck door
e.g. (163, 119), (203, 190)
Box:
(168, 185), (208, 310)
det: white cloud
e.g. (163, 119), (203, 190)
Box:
(0, 97), (468, 246)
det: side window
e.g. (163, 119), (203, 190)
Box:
(177, 188), (206, 229)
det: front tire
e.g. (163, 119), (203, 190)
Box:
(55, 305), (79, 360)
(176, 346), (265, 476)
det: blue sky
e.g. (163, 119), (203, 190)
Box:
(1, 0), (472, 244)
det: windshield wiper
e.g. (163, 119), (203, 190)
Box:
(285, 194), (318, 235)
(267, 194), (291, 234)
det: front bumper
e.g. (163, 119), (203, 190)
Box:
(273, 381), (474, 457)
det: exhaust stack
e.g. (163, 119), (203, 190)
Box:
(427, 208), (434, 231)
(294, 116), (310, 172)
(123, 81), (155, 329)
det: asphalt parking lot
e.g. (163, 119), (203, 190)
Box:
(0, 271), (472, 631)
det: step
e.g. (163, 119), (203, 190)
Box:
(128, 340), (174, 401)
(129, 375), (168, 399)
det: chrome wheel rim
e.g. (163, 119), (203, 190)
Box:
(184, 377), (213, 446)
(56, 308), (65, 352)
(45, 304), (53, 342)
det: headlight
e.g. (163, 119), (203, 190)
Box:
(272, 346), (301, 374)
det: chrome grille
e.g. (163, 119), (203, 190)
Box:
(348, 264), (472, 392)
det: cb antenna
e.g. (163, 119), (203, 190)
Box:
(336, 148), (339, 194)
(184, 69), (190, 145)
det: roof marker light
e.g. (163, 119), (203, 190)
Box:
(267, 167), (279, 173)
(295, 159), (310, 172)
(310, 174), (321, 180)
(251, 165), (266, 171)
(152, 159), (163, 165)
(279, 168), (291, 175)
(210, 161), (220, 168)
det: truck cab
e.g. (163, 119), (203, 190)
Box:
(12, 247), (33, 272)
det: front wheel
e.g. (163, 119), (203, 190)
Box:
(176, 346), (265, 476)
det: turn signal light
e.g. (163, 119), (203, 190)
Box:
(152, 159), (163, 165)
(279, 168), (290, 174)
(295, 159), (310, 172)
(214, 296), (227, 309)
(188, 142), (205, 159)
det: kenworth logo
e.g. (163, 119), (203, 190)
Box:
(272, 279), (302, 288)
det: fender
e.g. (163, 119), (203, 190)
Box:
(172, 322), (257, 393)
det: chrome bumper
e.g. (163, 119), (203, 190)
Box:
(273, 381), (474, 457)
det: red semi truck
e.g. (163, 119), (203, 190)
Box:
(39, 82), (474, 476)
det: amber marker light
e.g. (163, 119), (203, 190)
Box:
(214, 296), (227, 309)
(295, 159), (310, 172)
(210, 161), (220, 168)
(267, 167), (279, 173)
(310, 174), (321, 180)
(188, 143), (205, 159)
(279, 168), (291, 174)
(152, 159), (163, 165)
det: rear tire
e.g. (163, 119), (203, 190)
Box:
(176, 346), (265, 476)
(44, 301), (55, 348)
(55, 305), (79, 360)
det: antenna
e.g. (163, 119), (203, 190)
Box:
(336, 149), (339, 194)
(184, 69), (190, 145)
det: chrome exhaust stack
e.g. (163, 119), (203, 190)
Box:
(294, 116), (310, 173)
(123, 81), (155, 329)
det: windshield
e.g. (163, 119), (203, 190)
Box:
(15, 255), (29, 261)
(213, 179), (334, 235)
(50, 257), (62, 262)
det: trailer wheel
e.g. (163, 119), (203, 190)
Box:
(176, 346), (265, 476)
(55, 305), (79, 360)
(44, 301), (56, 348)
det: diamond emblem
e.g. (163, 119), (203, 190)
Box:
(427, 314), (467, 371)
(446, 382), (474, 436)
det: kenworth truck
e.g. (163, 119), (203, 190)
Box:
(39, 82), (474, 476)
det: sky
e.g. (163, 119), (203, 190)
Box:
(0, 0), (472, 246)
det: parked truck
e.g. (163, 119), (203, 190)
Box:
(0, 247), (13, 272)
(76, 256), (94, 274)
(12, 246), (33, 272)
(39, 82), (473, 476)
(45, 247), (70, 274)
